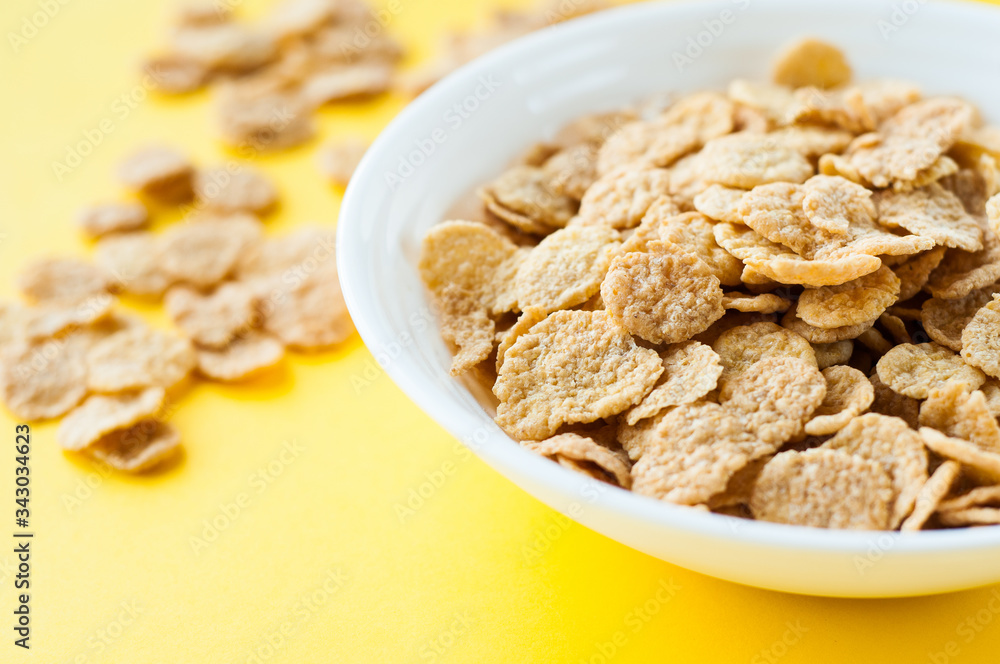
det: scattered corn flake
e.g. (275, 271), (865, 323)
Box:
(493, 310), (662, 440)
(874, 183), (983, 252)
(216, 86), (316, 152)
(656, 212), (744, 286)
(524, 433), (632, 488)
(750, 448), (893, 529)
(117, 145), (195, 204)
(801, 175), (874, 236)
(57, 387), (165, 452)
(76, 202), (149, 238)
(900, 460), (962, 531)
(868, 372), (920, 428)
(601, 240), (724, 344)
(961, 294), (1000, 379)
(918, 427), (1000, 483)
(302, 62), (392, 106)
(919, 381), (1000, 455)
(577, 167), (672, 230)
(624, 341), (723, 425)
(693, 184), (746, 223)
(921, 287), (993, 352)
(722, 292), (791, 314)
(87, 419), (181, 473)
(317, 138), (368, 187)
(169, 22), (276, 73)
(144, 54), (210, 93)
(262, 259), (353, 351)
(893, 247), (946, 301)
(796, 265), (900, 329)
(160, 214), (263, 288)
(195, 331), (285, 381)
(479, 165), (576, 234)
(0, 341), (88, 420)
(925, 229), (1000, 299)
(193, 166), (278, 216)
(165, 282), (260, 348)
(772, 38), (852, 90)
(543, 144), (599, 200)
(95, 232), (171, 297)
(514, 224), (619, 313)
(86, 326), (195, 392)
(821, 413), (927, 527)
(23, 296), (116, 341)
(711, 321), (816, 398)
(17, 258), (112, 305)
(813, 340), (853, 370)
(697, 132), (814, 189)
(805, 366), (875, 436)
(876, 342), (985, 399)
(781, 304), (877, 343)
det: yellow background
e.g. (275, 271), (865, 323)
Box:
(2, 0), (1000, 662)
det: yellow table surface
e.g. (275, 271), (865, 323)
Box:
(3, 0), (1000, 661)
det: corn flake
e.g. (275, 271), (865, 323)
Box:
(524, 433), (632, 488)
(921, 287), (993, 351)
(86, 326), (196, 392)
(772, 38), (852, 90)
(624, 341), (723, 425)
(960, 294), (1000, 379)
(57, 387), (165, 452)
(88, 419), (181, 473)
(796, 265), (900, 329)
(876, 342), (985, 399)
(805, 366), (875, 436)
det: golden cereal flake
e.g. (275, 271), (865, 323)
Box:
(796, 266), (900, 329)
(918, 427), (1000, 483)
(601, 240), (724, 344)
(876, 342), (985, 399)
(706, 457), (770, 509)
(56, 387), (165, 452)
(874, 183), (983, 252)
(894, 155), (960, 193)
(791, 80), (920, 134)
(921, 287), (993, 352)
(961, 294), (1000, 378)
(0, 341), (88, 420)
(76, 202), (149, 238)
(193, 166), (278, 216)
(727, 79), (796, 125)
(479, 165), (577, 234)
(262, 259), (353, 351)
(821, 413), (927, 527)
(781, 304), (877, 344)
(95, 232), (172, 297)
(618, 196), (682, 254)
(301, 62), (393, 107)
(937, 507), (1000, 527)
(693, 184), (746, 223)
(772, 38), (852, 89)
(988, 194), (1000, 233)
(165, 282), (260, 349)
(87, 419), (181, 473)
(317, 138), (368, 187)
(577, 167), (672, 230)
(160, 214), (263, 289)
(722, 292), (791, 314)
(813, 340), (854, 369)
(721, 356), (826, 448)
(697, 132), (814, 189)
(543, 144), (599, 200)
(739, 182), (837, 258)
(86, 326), (196, 392)
(878, 312), (910, 345)
(624, 341), (723, 425)
(868, 372), (920, 429)
(117, 145), (195, 204)
(436, 290), (493, 375)
(938, 485), (1000, 513)
(857, 327), (893, 357)
(919, 382), (1000, 455)
(657, 212), (744, 287)
(513, 224), (619, 313)
(711, 321), (816, 398)
(195, 331), (285, 381)
(899, 460), (962, 531)
(980, 378), (1000, 418)
(524, 433), (632, 488)
(17, 258), (112, 305)
(752, 449), (893, 529)
(630, 402), (760, 506)
(801, 175), (875, 235)
(215, 87), (315, 152)
(926, 229), (1000, 300)
(493, 310), (662, 440)
(768, 126), (853, 158)
(893, 247), (947, 301)
(805, 366), (875, 436)
(495, 307), (547, 372)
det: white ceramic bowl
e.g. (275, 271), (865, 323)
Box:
(338, 0), (1000, 597)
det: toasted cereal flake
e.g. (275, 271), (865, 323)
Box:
(769, 126), (854, 158)
(301, 62), (392, 106)
(95, 232), (171, 297)
(0, 341), (87, 420)
(961, 294), (1000, 378)
(722, 356), (826, 447)
(893, 247), (947, 301)
(630, 402), (760, 505)
(76, 202), (149, 238)
(479, 165), (576, 234)
(436, 291), (493, 375)
(900, 460), (962, 531)
(496, 307), (546, 372)
(707, 457), (770, 509)
(216, 87), (316, 152)
(160, 214), (263, 288)
(17, 258), (111, 305)
(493, 310), (662, 440)
(618, 197), (682, 255)
(801, 175), (875, 235)
(921, 287), (993, 352)
(57, 387), (165, 451)
(86, 327), (195, 392)
(524, 433), (632, 488)
(792, 80), (920, 134)
(989, 194), (1000, 232)
(624, 341), (723, 425)
(617, 408), (667, 461)
(874, 183), (983, 252)
(796, 266), (900, 329)
(943, 157), (1000, 215)
(805, 366), (875, 436)
(868, 372), (920, 428)
(751, 448), (893, 529)
(87, 419), (181, 473)
(920, 382), (1000, 455)
(981, 378), (1000, 418)
(937, 507), (1000, 526)
(195, 331), (284, 381)
(781, 304), (876, 343)
(543, 144), (599, 200)
(857, 327), (893, 357)
(514, 224), (619, 313)
(656, 212), (744, 286)
(317, 139), (368, 187)
(876, 342), (985, 399)
(693, 185), (746, 223)
(722, 292), (791, 314)
(117, 146), (194, 204)
(165, 282), (259, 348)
(601, 240), (724, 344)
(740, 182), (838, 258)
(821, 413), (927, 526)
(879, 312), (910, 345)
(727, 79), (796, 124)
(711, 321), (816, 397)
(144, 54), (208, 93)
(772, 38), (851, 89)
(895, 155), (960, 193)
(938, 485), (1000, 513)
(169, 22), (275, 72)
(577, 167), (672, 229)
(926, 229), (1000, 299)
(813, 340), (854, 369)
(919, 427), (1000, 483)
(697, 132), (814, 189)
(262, 259), (352, 351)
(193, 166), (278, 216)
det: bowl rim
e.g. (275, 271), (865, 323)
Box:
(338, 0), (1000, 556)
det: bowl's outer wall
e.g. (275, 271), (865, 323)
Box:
(339, 0), (1000, 597)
